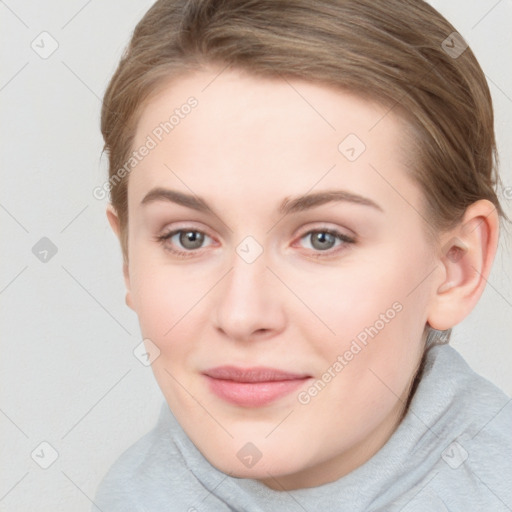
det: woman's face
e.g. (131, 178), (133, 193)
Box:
(120, 66), (441, 490)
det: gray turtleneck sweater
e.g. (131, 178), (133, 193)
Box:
(91, 344), (512, 511)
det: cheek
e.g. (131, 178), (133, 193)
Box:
(305, 244), (430, 396)
(128, 253), (199, 346)
(297, 253), (414, 347)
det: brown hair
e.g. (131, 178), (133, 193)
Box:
(101, 0), (506, 343)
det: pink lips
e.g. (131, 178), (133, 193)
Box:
(203, 366), (311, 407)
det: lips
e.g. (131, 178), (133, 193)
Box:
(203, 366), (311, 407)
(203, 366), (309, 382)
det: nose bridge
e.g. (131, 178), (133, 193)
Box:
(214, 239), (284, 340)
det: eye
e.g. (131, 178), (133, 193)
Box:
(156, 228), (214, 257)
(297, 228), (355, 255)
(156, 226), (355, 258)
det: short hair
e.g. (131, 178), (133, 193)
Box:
(101, 0), (506, 346)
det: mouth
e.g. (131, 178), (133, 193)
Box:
(202, 366), (312, 407)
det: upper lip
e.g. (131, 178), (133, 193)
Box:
(203, 366), (310, 382)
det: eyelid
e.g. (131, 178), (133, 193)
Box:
(157, 221), (215, 239)
(295, 223), (355, 240)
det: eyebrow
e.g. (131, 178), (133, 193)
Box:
(140, 187), (383, 215)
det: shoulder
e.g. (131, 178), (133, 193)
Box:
(426, 344), (511, 439)
(92, 426), (159, 511)
(91, 403), (209, 512)
(406, 344), (512, 510)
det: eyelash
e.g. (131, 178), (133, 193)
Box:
(298, 228), (356, 258)
(155, 227), (356, 259)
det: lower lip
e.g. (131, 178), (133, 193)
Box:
(204, 375), (310, 407)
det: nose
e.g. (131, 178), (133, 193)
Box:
(213, 248), (286, 343)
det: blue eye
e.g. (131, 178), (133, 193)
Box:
(298, 228), (355, 254)
(157, 229), (213, 257)
(156, 226), (355, 258)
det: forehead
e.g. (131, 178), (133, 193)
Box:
(134, 66), (394, 151)
(128, 67), (419, 215)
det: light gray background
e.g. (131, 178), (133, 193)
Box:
(1, 1), (511, 510)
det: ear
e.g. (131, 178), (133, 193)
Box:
(427, 200), (499, 331)
(106, 204), (134, 311)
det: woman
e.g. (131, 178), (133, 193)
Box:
(93, 0), (511, 510)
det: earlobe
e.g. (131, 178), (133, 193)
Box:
(123, 262), (134, 311)
(106, 204), (134, 311)
(125, 290), (134, 310)
(427, 200), (499, 331)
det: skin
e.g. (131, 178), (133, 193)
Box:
(107, 66), (498, 491)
